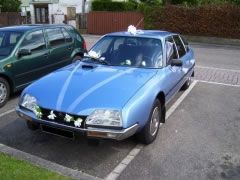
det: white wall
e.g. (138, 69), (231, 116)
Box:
(30, 0), (92, 25)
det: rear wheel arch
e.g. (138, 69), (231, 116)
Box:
(73, 52), (84, 58)
(156, 91), (166, 123)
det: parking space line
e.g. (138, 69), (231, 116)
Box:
(105, 80), (198, 180)
(0, 143), (101, 180)
(198, 80), (240, 87)
(0, 108), (15, 118)
(196, 65), (240, 73)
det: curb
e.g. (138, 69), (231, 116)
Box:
(185, 35), (240, 47)
(0, 143), (101, 180)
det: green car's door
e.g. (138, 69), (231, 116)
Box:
(45, 27), (73, 71)
(10, 29), (49, 89)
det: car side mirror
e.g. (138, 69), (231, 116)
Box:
(18, 49), (31, 57)
(171, 59), (183, 67)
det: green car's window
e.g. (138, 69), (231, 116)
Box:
(61, 28), (73, 43)
(0, 31), (22, 56)
(20, 30), (46, 53)
(46, 28), (65, 47)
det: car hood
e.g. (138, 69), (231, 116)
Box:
(24, 62), (157, 115)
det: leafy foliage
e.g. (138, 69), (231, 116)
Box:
(92, 0), (138, 11)
(0, 0), (21, 12)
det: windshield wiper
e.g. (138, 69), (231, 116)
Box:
(83, 55), (110, 65)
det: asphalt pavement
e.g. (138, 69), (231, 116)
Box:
(0, 36), (239, 180)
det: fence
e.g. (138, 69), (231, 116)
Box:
(0, 12), (27, 27)
(87, 12), (144, 34)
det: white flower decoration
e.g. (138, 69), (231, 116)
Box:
(128, 25), (137, 35)
(48, 110), (56, 120)
(64, 114), (73, 122)
(74, 118), (83, 127)
(126, 60), (131, 65)
(88, 50), (101, 59)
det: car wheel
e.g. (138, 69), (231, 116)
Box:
(72, 55), (82, 63)
(26, 121), (39, 131)
(181, 76), (192, 90)
(0, 77), (10, 108)
(137, 99), (162, 144)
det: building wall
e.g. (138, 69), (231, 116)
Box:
(29, 0), (126, 25)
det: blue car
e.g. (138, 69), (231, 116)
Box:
(16, 27), (195, 144)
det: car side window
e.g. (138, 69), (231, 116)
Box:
(46, 28), (65, 47)
(165, 36), (178, 64)
(173, 35), (186, 58)
(61, 28), (73, 43)
(20, 30), (46, 53)
(180, 35), (189, 52)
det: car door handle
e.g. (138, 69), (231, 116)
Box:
(68, 47), (72, 50)
(43, 53), (48, 57)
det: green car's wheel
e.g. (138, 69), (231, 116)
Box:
(137, 99), (162, 144)
(0, 77), (10, 108)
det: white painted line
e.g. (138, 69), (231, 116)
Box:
(196, 65), (240, 73)
(105, 80), (198, 180)
(198, 80), (240, 88)
(0, 108), (15, 118)
(0, 143), (101, 180)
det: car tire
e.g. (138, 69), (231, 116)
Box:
(72, 55), (82, 63)
(137, 99), (162, 144)
(181, 76), (192, 90)
(0, 77), (10, 108)
(26, 121), (39, 131)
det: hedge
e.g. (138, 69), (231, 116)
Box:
(92, 0), (138, 11)
(149, 5), (240, 39)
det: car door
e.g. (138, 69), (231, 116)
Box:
(45, 27), (73, 72)
(173, 35), (192, 83)
(164, 36), (185, 102)
(10, 29), (49, 88)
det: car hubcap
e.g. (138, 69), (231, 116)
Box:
(150, 107), (160, 136)
(0, 83), (7, 103)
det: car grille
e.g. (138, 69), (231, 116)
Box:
(40, 107), (86, 129)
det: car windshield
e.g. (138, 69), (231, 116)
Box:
(0, 31), (23, 57)
(84, 36), (163, 68)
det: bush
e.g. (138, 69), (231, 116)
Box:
(148, 5), (240, 39)
(231, 0), (240, 5)
(0, 0), (21, 12)
(92, 0), (138, 11)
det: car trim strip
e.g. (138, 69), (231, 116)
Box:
(56, 61), (82, 110)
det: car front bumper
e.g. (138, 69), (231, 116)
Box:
(16, 106), (139, 141)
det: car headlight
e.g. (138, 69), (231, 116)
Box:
(86, 110), (122, 127)
(20, 94), (38, 112)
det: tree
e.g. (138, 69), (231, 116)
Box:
(0, 0), (21, 12)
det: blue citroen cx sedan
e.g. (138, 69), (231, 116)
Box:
(16, 27), (195, 144)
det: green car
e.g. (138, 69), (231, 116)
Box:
(0, 24), (86, 107)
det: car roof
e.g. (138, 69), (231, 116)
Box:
(0, 24), (70, 32)
(106, 30), (177, 39)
